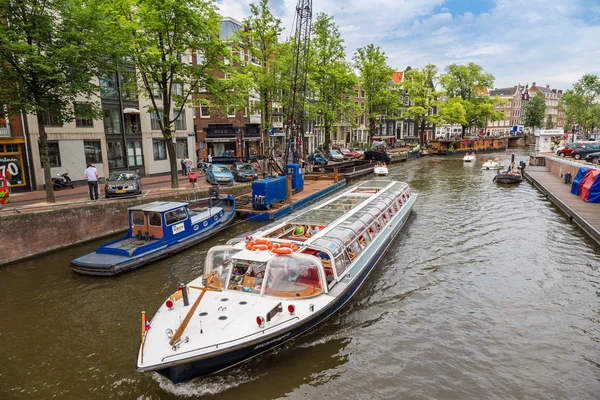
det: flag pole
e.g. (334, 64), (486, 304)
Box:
(141, 311), (146, 364)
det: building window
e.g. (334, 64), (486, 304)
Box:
(176, 138), (188, 158)
(151, 83), (162, 99)
(200, 104), (210, 118)
(75, 103), (94, 128)
(84, 141), (102, 163)
(192, 107), (197, 119)
(153, 139), (167, 160)
(227, 106), (236, 118)
(173, 83), (184, 96)
(107, 141), (125, 168)
(174, 109), (186, 130)
(41, 111), (61, 127)
(150, 109), (163, 130)
(40, 141), (61, 167)
(128, 141), (144, 166)
(103, 108), (121, 134)
(361, 90), (365, 98)
(99, 72), (118, 99)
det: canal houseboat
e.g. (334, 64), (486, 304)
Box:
(428, 137), (508, 155)
(70, 195), (236, 276)
(136, 180), (416, 383)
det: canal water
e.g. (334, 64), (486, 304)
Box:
(2, 151), (599, 399)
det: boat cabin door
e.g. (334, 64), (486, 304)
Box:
(130, 211), (164, 240)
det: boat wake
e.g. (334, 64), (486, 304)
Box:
(152, 371), (257, 397)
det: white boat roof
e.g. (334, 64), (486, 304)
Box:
(128, 202), (188, 213)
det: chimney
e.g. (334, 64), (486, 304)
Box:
(532, 82), (536, 87)
(558, 90), (563, 94)
(546, 84), (550, 89)
(552, 89), (557, 93)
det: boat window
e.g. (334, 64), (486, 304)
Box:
(227, 260), (267, 294)
(204, 246), (237, 289)
(334, 253), (349, 276)
(148, 212), (162, 227)
(131, 211), (145, 226)
(262, 255), (324, 298)
(347, 239), (362, 260)
(359, 231), (371, 246)
(165, 207), (188, 226)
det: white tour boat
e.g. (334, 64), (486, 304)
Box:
(463, 153), (476, 162)
(136, 180), (417, 383)
(481, 159), (505, 170)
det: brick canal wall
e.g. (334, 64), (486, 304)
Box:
(0, 186), (250, 265)
(544, 156), (598, 180)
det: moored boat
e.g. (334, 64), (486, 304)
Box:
(463, 153), (476, 162)
(482, 160), (505, 170)
(136, 180), (416, 383)
(70, 194), (236, 276)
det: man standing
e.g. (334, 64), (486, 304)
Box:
(84, 163), (99, 200)
(208, 152), (212, 164)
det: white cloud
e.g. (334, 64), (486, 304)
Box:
(216, 0), (600, 89)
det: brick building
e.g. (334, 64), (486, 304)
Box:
(528, 82), (564, 129)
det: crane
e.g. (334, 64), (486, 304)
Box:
(283, 0), (312, 164)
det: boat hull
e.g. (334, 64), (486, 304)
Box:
(493, 173), (523, 184)
(70, 211), (235, 277)
(143, 194), (416, 383)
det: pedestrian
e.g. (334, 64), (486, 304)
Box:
(183, 156), (192, 175)
(180, 157), (186, 176)
(84, 163), (99, 200)
(208, 153), (213, 164)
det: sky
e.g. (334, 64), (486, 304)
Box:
(216, 0), (600, 90)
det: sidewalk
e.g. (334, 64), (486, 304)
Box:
(3, 172), (245, 211)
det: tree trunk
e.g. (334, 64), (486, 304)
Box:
(37, 112), (55, 203)
(162, 110), (179, 189)
(419, 119), (426, 145)
(324, 123), (331, 153)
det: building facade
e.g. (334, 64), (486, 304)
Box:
(0, 106), (31, 192)
(528, 82), (564, 130)
(487, 85), (526, 136)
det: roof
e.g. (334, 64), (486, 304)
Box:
(489, 86), (517, 96)
(530, 84), (554, 95)
(128, 202), (188, 213)
(473, 85), (489, 95)
(390, 71), (404, 84)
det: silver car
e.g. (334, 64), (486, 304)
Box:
(105, 172), (142, 198)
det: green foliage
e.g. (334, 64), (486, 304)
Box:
(545, 114), (554, 129)
(522, 95), (547, 131)
(105, 0), (225, 188)
(559, 74), (600, 135)
(238, 0), (285, 146)
(440, 62), (502, 135)
(400, 64), (442, 144)
(307, 14), (357, 152)
(353, 44), (397, 138)
(0, 0), (116, 202)
(438, 97), (467, 127)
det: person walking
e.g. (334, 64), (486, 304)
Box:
(208, 153), (213, 164)
(180, 158), (186, 176)
(84, 163), (99, 200)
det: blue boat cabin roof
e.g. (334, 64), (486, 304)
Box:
(127, 202), (188, 213)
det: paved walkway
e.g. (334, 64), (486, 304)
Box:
(1, 172), (249, 213)
(524, 166), (600, 245)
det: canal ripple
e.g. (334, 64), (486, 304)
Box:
(1, 151), (599, 399)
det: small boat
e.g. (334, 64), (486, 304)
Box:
(70, 194), (236, 276)
(482, 160), (505, 170)
(374, 164), (389, 176)
(493, 172), (523, 184)
(136, 180), (416, 383)
(463, 153), (476, 162)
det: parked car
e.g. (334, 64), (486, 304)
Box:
(105, 172), (142, 198)
(557, 141), (596, 157)
(339, 147), (360, 159)
(571, 142), (600, 160)
(354, 148), (365, 157)
(584, 151), (600, 165)
(231, 162), (258, 182)
(206, 164), (234, 185)
(328, 149), (344, 162)
(307, 152), (328, 165)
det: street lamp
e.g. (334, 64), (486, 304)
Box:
(571, 117), (576, 142)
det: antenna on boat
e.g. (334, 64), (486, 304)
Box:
(199, 319), (203, 334)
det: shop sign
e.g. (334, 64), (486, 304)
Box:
(0, 156), (20, 180)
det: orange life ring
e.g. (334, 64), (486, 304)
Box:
(245, 239), (272, 251)
(270, 242), (299, 254)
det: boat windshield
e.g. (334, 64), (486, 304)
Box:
(263, 255), (325, 298)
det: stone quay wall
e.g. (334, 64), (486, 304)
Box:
(0, 186), (250, 266)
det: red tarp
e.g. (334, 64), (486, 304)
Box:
(579, 170), (600, 202)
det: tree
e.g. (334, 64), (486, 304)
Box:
(437, 97), (467, 128)
(400, 64), (441, 145)
(238, 0), (285, 154)
(545, 114), (554, 129)
(353, 44), (397, 139)
(560, 74), (600, 137)
(0, 0), (113, 202)
(106, 0), (225, 189)
(440, 62), (504, 136)
(307, 14), (357, 152)
(522, 95), (547, 132)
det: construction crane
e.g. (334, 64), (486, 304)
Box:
(284, 0), (312, 164)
